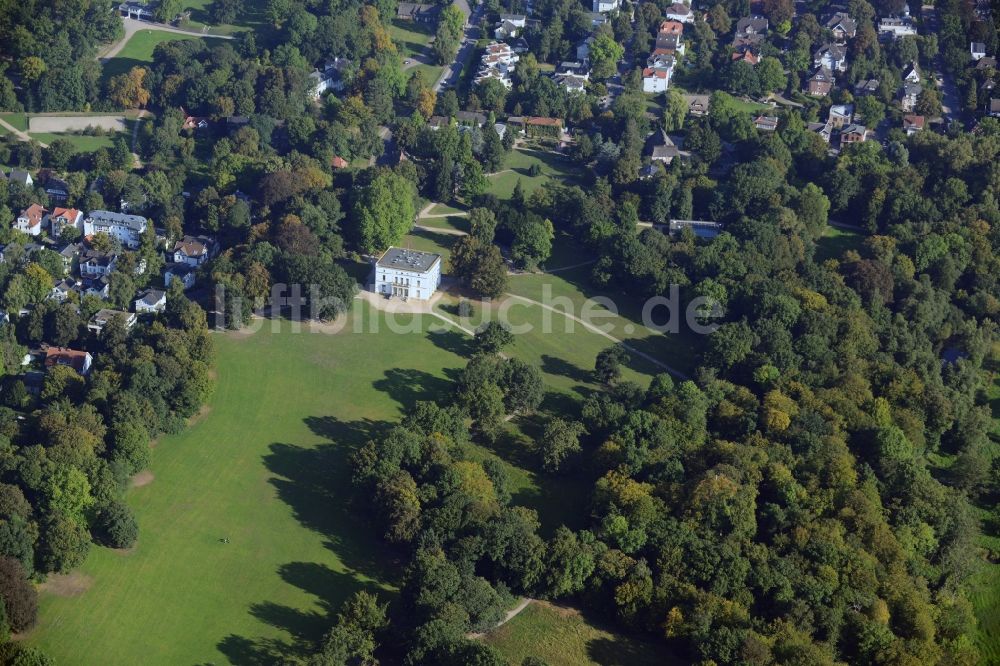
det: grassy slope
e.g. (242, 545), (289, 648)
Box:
(390, 19), (435, 61)
(0, 113), (28, 132)
(487, 148), (584, 199)
(485, 601), (668, 666)
(103, 30), (226, 82)
(815, 224), (864, 262)
(26, 134), (118, 152)
(27, 305), (468, 665)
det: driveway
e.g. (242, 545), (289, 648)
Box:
(28, 115), (126, 133)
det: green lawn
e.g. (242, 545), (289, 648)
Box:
(390, 19), (435, 61)
(0, 113), (28, 132)
(417, 215), (469, 234)
(410, 63), (446, 87)
(177, 0), (257, 35)
(102, 30), (227, 82)
(485, 601), (670, 665)
(487, 148), (584, 199)
(26, 133), (119, 152)
(815, 224), (864, 262)
(428, 202), (469, 216)
(26, 304), (471, 665)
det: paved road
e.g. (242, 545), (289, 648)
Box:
(922, 5), (961, 120)
(100, 17), (232, 61)
(433, 0), (483, 92)
(0, 117), (38, 145)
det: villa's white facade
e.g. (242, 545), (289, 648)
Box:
(373, 248), (442, 300)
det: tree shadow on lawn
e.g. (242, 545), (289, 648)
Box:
(428, 327), (474, 358)
(372, 367), (455, 412)
(541, 354), (593, 384)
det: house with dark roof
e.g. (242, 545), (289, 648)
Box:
(753, 115), (779, 132)
(989, 98), (1000, 117)
(396, 2), (437, 21)
(826, 12), (857, 40)
(735, 16), (768, 35)
(899, 81), (922, 112)
(971, 42), (987, 61)
(88, 309), (137, 334)
(9, 169), (32, 188)
(134, 288), (166, 314)
(840, 124), (870, 145)
(814, 43), (848, 72)
(806, 68), (834, 96)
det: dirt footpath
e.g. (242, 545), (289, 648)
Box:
(28, 115), (126, 133)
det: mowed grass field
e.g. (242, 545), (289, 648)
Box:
(26, 133), (118, 152)
(26, 304), (472, 665)
(487, 148), (584, 198)
(102, 30), (227, 82)
(485, 601), (668, 665)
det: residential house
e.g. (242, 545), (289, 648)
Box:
(44, 347), (92, 376)
(456, 111), (489, 127)
(88, 309), (137, 334)
(879, 17), (917, 38)
(82, 276), (110, 299)
(659, 19), (684, 36)
(828, 103), (854, 128)
(584, 11), (609, 26)
(903, 63), (921, 83)
(814, 43), (848, 72)
(655, 33), (686, 57)
(14, 204), (47, 236)
(854, 78), (880, 96)
(164, 263), (197, 290)
(134, 288), (166, 314)
(79, 250), (118, 277)
(555, 72), (588, 93)
(685, 94), (710, 116)
(576, 35), (595, 61)
(899, 81), (922, 112)
(59, 243), (82, 274)
(648, 130), (684, 164)
(664, 2), (694, 23)
(840, 124), (869, 145)
(989, 98), (1000, 117)
(331, 156), (349, 169)
(976, 56), (997, 71)
(82, 210), (147, 248)
(807, 121), (833, 143)
(806, 68), (834, 96)
(396, 2), (437, 21)
(476, 42), (519, 89)
(373, 248), (442, 300)
(171, 235), (216, 266)
(735, 16), (768, 36)
(826, 12), (857, 40)
(642, 63), (673, 93)
(180, 107), (209, 130)
(753, 115), (779, 132)
(971, 42), (987, 61)
(732, 47), (760, 65)
(310, 69), (336, 100)
(427, 115), (450, 130)
(9, 169), (32, 188)
(39, 173), (69, 203)
(118, 1), (156, 20)
(49, 280), (75, 303)
(902, 114), (925, 134)
(48, 207), (83, 238)
(592, 0), (620, 12)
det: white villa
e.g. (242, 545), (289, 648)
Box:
(373, 248), (442, 300)
(83, 210), (147, 249)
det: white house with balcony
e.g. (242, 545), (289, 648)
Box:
(373, 248), (442, 300)
(83, 210), (147, 249)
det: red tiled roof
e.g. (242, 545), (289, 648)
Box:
(19, 204), (47, 229)
(44, 347), (89, 374)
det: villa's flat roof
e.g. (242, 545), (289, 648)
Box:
(377, 247), (441, 273)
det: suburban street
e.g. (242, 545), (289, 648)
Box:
(434, 0), (483, 92)
(922, 4), (962, 120)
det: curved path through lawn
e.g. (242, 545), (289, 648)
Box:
(468, 598), (535, 639)
(100, 17), (233, 60)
